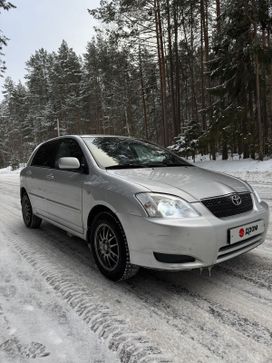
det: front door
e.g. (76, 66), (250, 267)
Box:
(46, 138), (88, 235)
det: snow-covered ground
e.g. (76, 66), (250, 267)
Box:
(0, 163), (271, 362)
(0, 228), (119, 363)
(0, 177), (119, 363)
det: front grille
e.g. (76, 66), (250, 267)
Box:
(202, 192), (253, 218)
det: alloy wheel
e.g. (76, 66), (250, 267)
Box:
(94, 223), (120, 271)
(23, 195), (32, 225)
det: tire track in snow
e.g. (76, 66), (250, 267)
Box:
(8, 219), (272, 363)
(0, 211), (212, 362)
(0, 199), (172, 362)
(216, 253), (272, 292)
(40, 226), (272, 361)
(164, 283), (272, 346)
(7, 238), (172, 363)
(0, 207), (225, 362)
(122, 277), (272, 360)
(28, 219), (272, 349)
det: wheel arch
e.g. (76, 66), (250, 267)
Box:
(87, 204), (122, 234)
(20, 187), (27, 200)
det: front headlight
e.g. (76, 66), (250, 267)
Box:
(135, 193), (201, 218)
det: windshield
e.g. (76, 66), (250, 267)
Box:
(82, 137), (192, 169)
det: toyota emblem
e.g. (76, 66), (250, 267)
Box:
(231, 194), (242, 206)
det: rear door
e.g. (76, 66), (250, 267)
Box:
(27, 140), (58, 217)
(45, 138), (88, 234)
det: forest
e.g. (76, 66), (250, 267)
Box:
(0, 0), (272, 168)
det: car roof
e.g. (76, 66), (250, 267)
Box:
(45, 134), (133, 141)
(80, 134), (132, 139)
(37, 134), (134, 145)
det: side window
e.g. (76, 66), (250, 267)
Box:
(55, 139), (88, 172)
(31, 141), (58, 168)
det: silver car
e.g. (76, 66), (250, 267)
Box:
(20, 135), (269, 281)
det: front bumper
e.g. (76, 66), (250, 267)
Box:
(118, 198), (269, 270)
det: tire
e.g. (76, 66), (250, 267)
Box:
(21, 193), (42, 229)
(88, 211), (139, 281)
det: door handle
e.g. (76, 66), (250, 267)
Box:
(46, 174), (55, 181)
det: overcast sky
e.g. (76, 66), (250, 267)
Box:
(1, 0), (101, 89)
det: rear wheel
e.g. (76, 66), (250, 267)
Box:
(21, 193), (42, 229)
(88, 212), (139, 281)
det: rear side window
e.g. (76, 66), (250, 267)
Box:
(31, 141), (58, 168)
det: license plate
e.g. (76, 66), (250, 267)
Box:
(229, 220), (264, 244)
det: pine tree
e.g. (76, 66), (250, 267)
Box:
(208, 0), (272, 160)
(25, 48), (55, 143)
(50, 40), (82, 134)
(0, 1), (16, 76)
(0, 78), (30, 164)
(81, 39), (103, 134)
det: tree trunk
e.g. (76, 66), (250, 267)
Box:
(138, 47), (148, 139)
(124, 107), (130, 136)
(222, 140), (228, 160)
(252, 13), (264, 160)
(255, 54), (264, 160)
(166, 0), (177, 137)
(181, 9), (199, 124)
(215, 0), (221, 33)
(200, 0), (210, 123)
(200, 7), (206, 130)
(154, 0), (168, 146)
(173, 2), (181, 132)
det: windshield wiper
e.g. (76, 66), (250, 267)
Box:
(163, 163), (193, 167)
(105, 164), (145, 170)
(141, 163), (167, 168)
(142, 163), (192, 168)
(106, 162), (193, 169)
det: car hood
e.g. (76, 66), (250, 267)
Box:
(107, 166), (249, 202)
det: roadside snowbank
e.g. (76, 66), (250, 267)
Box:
(0, 166), (22, 174)
(193, 156), (272, 183)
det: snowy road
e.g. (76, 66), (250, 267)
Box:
(0, 173), (272, 363)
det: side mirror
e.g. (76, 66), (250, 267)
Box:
(57, 157), (80, 170)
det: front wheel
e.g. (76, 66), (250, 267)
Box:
(88, 212), (139, 281)
(21, 193), (42, 229)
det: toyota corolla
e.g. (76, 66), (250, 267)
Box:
(20, 135), (269, 281)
